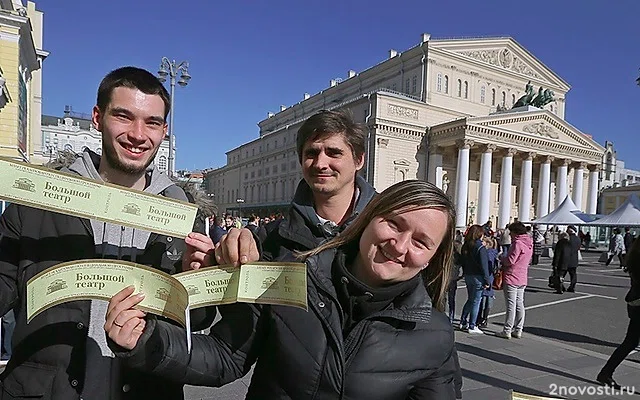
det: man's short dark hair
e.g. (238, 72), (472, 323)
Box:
(97, 66), (171, 119)
(296, 109), (366, 163)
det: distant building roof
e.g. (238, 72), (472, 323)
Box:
(42, 114), (93, 131)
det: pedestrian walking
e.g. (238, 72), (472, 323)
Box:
(496, 221), (533, 339)
(597, 237), (640, 389)
(458, 225), (491, 334)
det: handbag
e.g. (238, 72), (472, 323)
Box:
(492, 270), (503, 290)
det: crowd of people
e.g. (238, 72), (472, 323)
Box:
(0, 64), (637, 399)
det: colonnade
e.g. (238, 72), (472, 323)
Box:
(438, 140), (600, 228)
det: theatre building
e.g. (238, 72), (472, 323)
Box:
(205, 34), (604, 228)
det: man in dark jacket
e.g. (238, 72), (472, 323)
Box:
(0, 67), (211, 400)
(564, 225), (582, 292)
(551, 231), (571, 293)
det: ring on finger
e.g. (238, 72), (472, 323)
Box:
(114, 321), (124, 328)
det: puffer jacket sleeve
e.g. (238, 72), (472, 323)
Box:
(116, 302), (265, 387)
(0, 204), (21, 316)
(406, 342), (457, 399)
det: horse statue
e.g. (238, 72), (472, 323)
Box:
(530, 86), (546, 108)
(540, 89), (555, 107)
(512, 81), (535, 108)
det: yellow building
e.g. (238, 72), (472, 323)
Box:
(599, 184), (640, 214)
(0, 0), (47, 162)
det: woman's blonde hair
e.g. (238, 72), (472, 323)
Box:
(299, 180), (456, 312)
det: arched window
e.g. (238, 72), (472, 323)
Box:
(158, 155), (167, 171)
(405, 79), (410, 93)
(64, 143), (73, 152)
(457, 79), (462, 97)
(480, 86), (486, 103)
(464, 81), (469, 99)
(444, 75), (449, 94)
(436, 73), (442, 92)
(512, 94), (516, 106)
(491, 88), (496, 105)
(501, 91), (506, 106)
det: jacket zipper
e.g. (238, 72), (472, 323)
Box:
(343, 319), (371, 371)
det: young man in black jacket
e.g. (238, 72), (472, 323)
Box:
(185, 109), (376, 268)
(0, 67), (211, 400)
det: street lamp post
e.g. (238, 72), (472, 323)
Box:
(157, 57), (191, 177)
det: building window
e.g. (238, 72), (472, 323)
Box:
(480, 86), (486, 103)
(405, 79), (410, 93)
(265, 167), (269, 176)
(512, 94), (516, 106)
(244, 172), (248, 180)
(436, 73), (442, 92)
(64, 143), (73, 152)
(252, 149), (255, 156)
(501, 91), (506, 106)
(273, 165), (278, 174)
(412, 75), (417, 93)
(491, 88), (496, 105)
(282, 162), (287, 172)
(550, 104), (554, 112)
(444, 75), (449, 94)
(251, 171), (255, 178)
(158, 156), (167, 171)
(392, 83), (396, 91)
(463, 81), (468, 99)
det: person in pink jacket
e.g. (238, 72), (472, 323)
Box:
(496, 221), (533, 339)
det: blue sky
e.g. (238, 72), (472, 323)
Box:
(36, 0), (640, 171)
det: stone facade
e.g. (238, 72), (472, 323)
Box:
(205, 35), (606, 226)
(0, 0), (47, 162)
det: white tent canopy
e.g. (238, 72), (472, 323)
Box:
(590, 194), (640, 227)
(530, 195), (585, 225)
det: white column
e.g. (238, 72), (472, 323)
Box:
(587, 166), (599, 214)
(428, 149), (444, 189)
(454, 139), (473, 229)
(572, 162), (585, 210)
(498, 148), (516, 228)
(536, 156), (553, 219)
(555, 159), (569, 206)
(518, 152), (535, 223)
(477, 144), (496, 225)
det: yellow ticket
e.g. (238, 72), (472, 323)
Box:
(27, 261), (308, 329)
(27, 260), (189, 327)
(235, 263), (308, 309)
(0, 157), (197, 238)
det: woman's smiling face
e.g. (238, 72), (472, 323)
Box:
(354, 207), (449, 287)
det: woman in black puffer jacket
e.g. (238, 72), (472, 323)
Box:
(597, 236), (640, 389)
(105, 180), (461, 399)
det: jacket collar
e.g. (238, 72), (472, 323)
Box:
(279, 176), (377, 248)
(306, 247), (433, 324)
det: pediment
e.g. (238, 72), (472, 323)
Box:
(430, 37), (570, 91)
(468, 110), (604, 154)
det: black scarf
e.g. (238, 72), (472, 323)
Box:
(331, 243), (420, 335)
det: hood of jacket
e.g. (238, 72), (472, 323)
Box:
(280, 175), (377, 248)
(66, 149), (174, 196)
(513, 233), (534, 250)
